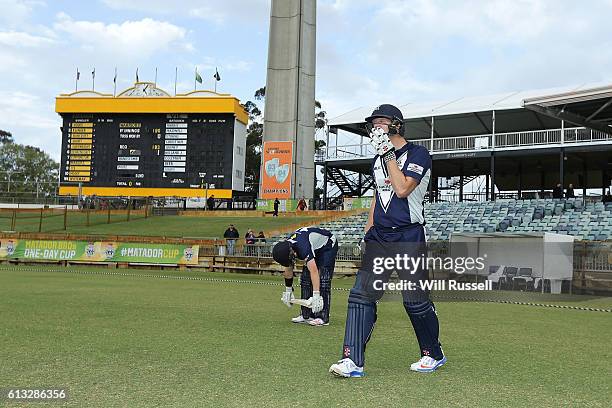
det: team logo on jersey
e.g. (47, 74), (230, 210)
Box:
(397, 151), (408, 168)
(374, 150), (409, 212)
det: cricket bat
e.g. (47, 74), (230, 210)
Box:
(291, 298), (312, 308)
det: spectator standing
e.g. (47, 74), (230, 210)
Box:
(223, 224), (239, 255)
(552, 183), (563, 199)
(207, 195), (215, 211)
(245, 229), (256, 256)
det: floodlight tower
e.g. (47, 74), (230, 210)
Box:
(262, 0), (316, 200)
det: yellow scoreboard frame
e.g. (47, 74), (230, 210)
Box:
(56, 83), (248, 199)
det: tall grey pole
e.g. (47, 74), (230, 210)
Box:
(262, 0), (316, 200)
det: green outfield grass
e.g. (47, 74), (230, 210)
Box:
(0, 213), (317, 238)
(1, 266), (610, 407)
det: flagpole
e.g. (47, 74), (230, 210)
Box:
(113, 67), (117, 96)
(194, 67), (197, 91)
(174, 67), (178, 96)
(154, 67), (158, 86)
(75, 67), (78, 92)
(214, 67), (220, 93)
(92, 68), (95, 91)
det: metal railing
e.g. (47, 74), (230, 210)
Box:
(322, 144), (376, 159)
(208, 240), (362, 261)
(324, 126), (612, 159)
(208, 239), (611, 263)
(0, 192), (258, 211)
(496, 129), (561, 147)
(207, 240), (611, 294)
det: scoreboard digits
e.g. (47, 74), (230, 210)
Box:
(65, 121), (94, 182)
(60, 113), (234, 190)
(163, 118), (188, 173)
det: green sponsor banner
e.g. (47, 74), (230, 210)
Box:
(0, 239), (198, 265)
(0, 239), (85, 261)
(256, 199), (271, 211)
(343, 197), (373, 210)
(356, 197), (373, 209)
(110, 242), (198, 264)
(256, 199), (298, 211)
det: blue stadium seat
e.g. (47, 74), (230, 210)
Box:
(279, 198), (608, 244)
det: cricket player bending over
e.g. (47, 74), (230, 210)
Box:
(272, 227), (338, 327)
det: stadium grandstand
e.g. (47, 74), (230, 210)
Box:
(317, 82), (612, 205)
(274, 198), (612, 243)
(297, 83), (612, 245)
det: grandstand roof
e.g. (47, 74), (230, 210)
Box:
(523, 85), (612, 135)
(329, 82), (612, 138)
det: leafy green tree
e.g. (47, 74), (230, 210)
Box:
(0, 129), (12, 143)
(242, 98), (264, 192)
(0, 130), (59, 196)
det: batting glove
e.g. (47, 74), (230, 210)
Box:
(281, 287), (294, 308)
(369, 127), (396, 164)
(310, 291), (324, 313)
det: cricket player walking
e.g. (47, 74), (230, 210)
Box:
(329, 104), (446, 377)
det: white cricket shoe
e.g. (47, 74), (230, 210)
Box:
(291, 315), (313, 324)
(329, 358), (364, 378)
(410, 355), (447, 373)
(308, 318), (329, 326)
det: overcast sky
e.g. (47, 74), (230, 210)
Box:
(1, 0), (612, 160)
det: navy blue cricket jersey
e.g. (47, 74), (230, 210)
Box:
(287, 227), (337, 262)
(372, 142), (431, 228)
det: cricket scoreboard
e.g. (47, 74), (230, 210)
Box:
(56, 83), (248, 198)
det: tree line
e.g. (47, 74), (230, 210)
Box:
(0, 130), (59, 197)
